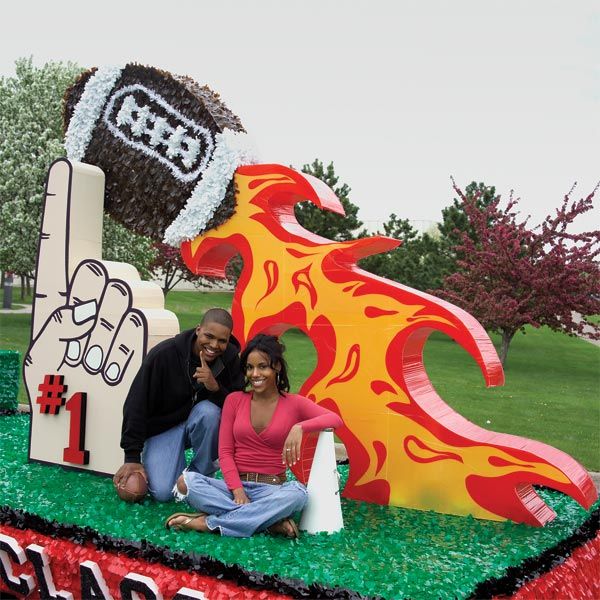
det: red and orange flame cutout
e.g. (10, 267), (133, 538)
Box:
(182, 164), (597, 526)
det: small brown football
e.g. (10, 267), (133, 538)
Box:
(116, 471), (148, 503)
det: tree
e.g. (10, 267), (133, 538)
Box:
(151, 242), (189, 295)
(438, 181), (497, 246)
(0, 58), (82, 302)
(361, 182), (498, 291)
(359, 214), (446, 291)
(436, 183), (600, 366)
(0, 201), (38, 286)
(103, 216), (156, 280)
(0, 57), (157, 306)
(150, 241), (226, 295)
(434, 181), (498, 280)
(224, 254), (243, 288)
(295, 159), (363, 240)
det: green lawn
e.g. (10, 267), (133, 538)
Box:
(0, 312), (32, 404)
(424, 329), (599, 469)
(1, 289), (598, 469)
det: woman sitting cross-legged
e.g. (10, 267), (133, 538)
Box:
(165, 334), (343, 538)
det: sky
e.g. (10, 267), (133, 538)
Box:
(1, 0), (598, 234)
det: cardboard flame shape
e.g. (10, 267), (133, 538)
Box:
(182, 164), (597, 526)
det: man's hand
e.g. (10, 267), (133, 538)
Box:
(113, 463), (147, 489)
(232, 487), (250, 504)
(193, 352), (219, 392)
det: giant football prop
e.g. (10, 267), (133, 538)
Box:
(24, 64), (596, 526)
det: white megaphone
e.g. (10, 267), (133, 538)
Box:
(299, 429), (344, 534)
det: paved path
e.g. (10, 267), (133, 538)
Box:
(572, 312), (600, 347)
(0, 304), (32, 314)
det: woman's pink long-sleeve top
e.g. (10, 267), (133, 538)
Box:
(218, 391), (343, 490)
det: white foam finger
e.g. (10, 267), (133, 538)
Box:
(103, 309), (147, 386)
(32, 159), (72, 338)
(83, 280), (132, 375)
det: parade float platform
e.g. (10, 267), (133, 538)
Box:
(1, 413), (598, 600)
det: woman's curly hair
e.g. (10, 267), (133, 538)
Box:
(240, 334), (290, 393)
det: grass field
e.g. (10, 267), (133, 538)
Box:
(1, 289), (598, 469)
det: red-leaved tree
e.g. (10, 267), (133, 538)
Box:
(436, 182), (600, 366)
(151, 242), (225, 295)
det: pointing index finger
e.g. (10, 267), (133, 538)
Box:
(33, 159), (71, 338)
(32, 159), (105, 339)
(199, 352), (206, 368)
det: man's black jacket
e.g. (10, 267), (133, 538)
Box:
(120, 328), (244, 463)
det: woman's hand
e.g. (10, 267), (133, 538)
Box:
(232, 487), (250, 504)
(282, 424), (303, 467)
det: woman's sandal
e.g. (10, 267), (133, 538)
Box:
(165, 512), (207, 531)
(267, 518), (300, 539)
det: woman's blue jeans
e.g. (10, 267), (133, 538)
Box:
(142, 401), (221, 502)
(180, 472), (308, 537)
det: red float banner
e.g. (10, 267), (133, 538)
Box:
(507, 532), (600, 600)
(0, 524), (287, 600)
